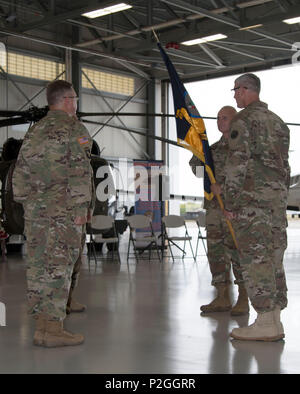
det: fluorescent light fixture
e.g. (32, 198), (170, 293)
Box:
(283, 16), (300, 24)
(82, 3), (132, 19)
(239, 24), (263, 31)
(181, 34), (227, 46)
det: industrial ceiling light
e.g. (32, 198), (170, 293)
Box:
(283, 16), (300, 24)
(181, 34), (227, 46)
(82, 3), (132, 19)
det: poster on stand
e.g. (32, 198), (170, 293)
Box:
(133, 160), (168, 245)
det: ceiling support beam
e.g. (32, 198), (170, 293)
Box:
(162, 47), (222, 68)
(159, 0), (294, 47)
(208, 41), (265, 61)
(224, 40), (295, 52)
(14, 0), (112, 32)
(0, 26), (152, 80)
(198, 43), (225, 67)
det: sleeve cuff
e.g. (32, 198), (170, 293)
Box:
(73, 203), (89, 218)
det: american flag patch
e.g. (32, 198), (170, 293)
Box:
(78, 136), (89, 145)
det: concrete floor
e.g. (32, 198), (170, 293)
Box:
(0, 220), (300, 374)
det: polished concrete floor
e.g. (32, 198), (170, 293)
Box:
(1, 219), (300, 374)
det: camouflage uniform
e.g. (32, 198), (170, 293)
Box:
(224, 101), (290, 313)
(12, 110), (93, 321)
(190, 136), (243, 286)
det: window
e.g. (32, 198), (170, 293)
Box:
(3, 51), (64, 81)
(82, 67), (134, 96)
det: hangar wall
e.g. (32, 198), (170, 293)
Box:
(0, 46), (159, 161)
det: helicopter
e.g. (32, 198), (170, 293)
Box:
(287, 174), (300, 213)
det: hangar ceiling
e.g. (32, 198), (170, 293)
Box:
(0, 0), (299, 82)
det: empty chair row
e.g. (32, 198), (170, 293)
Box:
(87, 212), (207, 265)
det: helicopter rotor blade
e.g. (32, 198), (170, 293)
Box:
(0, 117), (31, 128)
(0, 110), (27, 117)
(0, 106), (49, 128)
(78, 112), (217, 120)
(78, 112), (176, 118)
(82, 119), (180, 148)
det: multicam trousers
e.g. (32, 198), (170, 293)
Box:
(231, 206), (288, 313)
(25, 216), (84, 321)
(206, 205), (243, 286)
(67, 231), (86, 306)
(272, 204), (288, 310)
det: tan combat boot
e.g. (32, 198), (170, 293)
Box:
(230, 285), (250, 316)
(230, 310), (284, 341)
(43, 320), (84, 348)
(33, 315), (46, 346)
(273, 305), (285, 338)
(200, 284), (232, 313)
(66, 299), (87, 315)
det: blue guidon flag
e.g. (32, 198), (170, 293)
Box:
(157, 42), (215, 200)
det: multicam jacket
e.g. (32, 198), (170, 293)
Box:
(12, 110), (94, 221)
(224, 101), (290, 211)
(189, 135), (229, 210)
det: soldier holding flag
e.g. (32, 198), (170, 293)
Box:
(224, 73), (290, 341)
(190, 106), (249, 316)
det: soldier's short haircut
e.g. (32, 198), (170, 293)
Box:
(46, 80), (73, 106)
(235, 73), (261, 93)
(218, 105), (237, 116)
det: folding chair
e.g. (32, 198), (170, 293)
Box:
(127, 214), (161, 263)
(88, 215), (121, 265)
(195, 210), (207, 257)
(162, 215), (195, 262)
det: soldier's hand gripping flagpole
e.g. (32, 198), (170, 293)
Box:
(154, 29), (239, 250)
(201, 162), (239, 250)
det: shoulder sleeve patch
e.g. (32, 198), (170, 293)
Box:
(228, 118), (249, 152)
(78, 136), (89, 145)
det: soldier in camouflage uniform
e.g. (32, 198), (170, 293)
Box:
(12, 80), (94, 347)
(190, 106), (249, 316)
(223, 73), (290, 341)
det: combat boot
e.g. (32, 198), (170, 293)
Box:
(273, 305), (285, 337)
(230, 310), (284, 341)
(33, 314), (46, 346)
(230, 285), (249, 316)
(200, 284), (232, 313)
(66, 299), (87, 315)
(43, 320), (84, 348)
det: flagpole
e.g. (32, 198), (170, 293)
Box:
(152, 29), (159, 43)
(208, 173), (239, 250)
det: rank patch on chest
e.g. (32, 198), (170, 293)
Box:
(78, 136), (89, 145)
